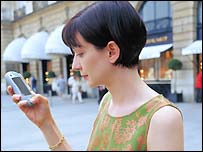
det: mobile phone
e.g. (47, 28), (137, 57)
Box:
(5, 71), (35, 106)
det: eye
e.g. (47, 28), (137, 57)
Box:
(76, 52), (84, 57)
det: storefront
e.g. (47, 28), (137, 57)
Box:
(21, 31), (52, 93)
(45, 24), (73, 94)
(182, 40), (202, 76)
(3, 36), (30, 74)
(2, 36), (30, 93)
(138, 1), (174, 100)
(139, 31), (173, 99)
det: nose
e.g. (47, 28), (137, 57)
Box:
(72, 56), (82, 71)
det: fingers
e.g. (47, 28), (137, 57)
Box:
(15, 94), (42, 106)
(7, 86), (22, 104)
(17, 100), (29, 106)
(7, 85), (14, 96)
(30, 94), (48, 105)
(7, 86), (48, 106)
(12, 94), (22, 104)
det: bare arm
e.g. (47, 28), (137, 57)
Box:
(39, 117), (73, 151)
(7, 86), (73, 151)
(147, 106), (184, 151)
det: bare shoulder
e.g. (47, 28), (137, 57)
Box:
(152, 105), (183, 122)
(147, 105), (184, 150)
(149, 105), (183, 134)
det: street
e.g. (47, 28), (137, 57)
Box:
(1, 95), (202, 151)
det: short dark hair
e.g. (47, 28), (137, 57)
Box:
(62, 1), (146, 68)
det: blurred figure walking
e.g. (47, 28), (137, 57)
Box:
(30, 75), (37, 93)
(195, 71), (202, 103)
(56, 74), (66, 99)
(71, 74), (83, 103)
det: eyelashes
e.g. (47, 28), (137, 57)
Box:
(75, 52), (84, 57)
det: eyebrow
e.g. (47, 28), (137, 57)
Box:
(72, 46), (84, 54)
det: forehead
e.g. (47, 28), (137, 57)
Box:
(75, 33), (88, 47)
(72, 33), (93, 51)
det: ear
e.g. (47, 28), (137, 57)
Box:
(106, 41), (120, 64)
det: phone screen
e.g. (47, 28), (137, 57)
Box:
(12, 77), (31, 95)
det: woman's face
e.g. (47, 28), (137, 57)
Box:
(71, 33), (111, 87)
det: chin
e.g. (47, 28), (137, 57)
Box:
(87, 81), (99, 88)
(87, 82), (96, 88)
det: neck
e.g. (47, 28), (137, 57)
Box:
(105, 66), (158, 106)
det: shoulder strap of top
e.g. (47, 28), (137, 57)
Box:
(145, 95), (183, 134)
(148, 95), (182, 118)
(158, 95), (183, 118)
(91, 92), (111, 130)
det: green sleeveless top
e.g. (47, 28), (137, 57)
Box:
(87, 92), (181, 151)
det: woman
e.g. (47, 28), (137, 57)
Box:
(7, 1), (184, 151)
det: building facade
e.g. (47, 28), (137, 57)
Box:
(1, 1), (202, 102)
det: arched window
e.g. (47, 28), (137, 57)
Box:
(16, 1), (26, 9)
(14, 1), (33, 19)
(138, 1), (173, 91)
(197, 1), (202, 40)
(139, 1), (172, 34)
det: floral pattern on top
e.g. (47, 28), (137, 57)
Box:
(87, 92), (181, 151)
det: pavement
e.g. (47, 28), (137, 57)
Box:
(1, 95), (202, 151)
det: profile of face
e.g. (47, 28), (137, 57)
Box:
(72, 33), (115, 87)
(63, 2), (147, 87)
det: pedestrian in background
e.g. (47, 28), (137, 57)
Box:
(30, 75), (37, 93)
(97, 85), (108, 105)
(195, 70), (202, 103)
(56, 74), (66, 99)
(80, 77), (88, 98)
(7, 1), (183, 151)
(51, 76), (58, 96)
(68, 74), (74, 97)
(71, 74), (83, 103)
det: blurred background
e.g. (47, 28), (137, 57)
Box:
(1, 1), (202, 103)
(1, 1), (202, 151)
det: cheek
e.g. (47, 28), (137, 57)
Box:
(83, 52), (105, 69)
(83, 53), (107, 82)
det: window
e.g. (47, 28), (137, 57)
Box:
(140, 1), (172, 33)
(159, 50), (173, 80)
(139, 49), (173, 81)
(142, 1), (154, 22)
(14, 1), (33, 19)
(1, 8), (10, 21)
(138, 1), (173, 81)
(33, 1), (48, 11)
(16, 1), (26, 9)
(156, 1), (171, 19)
(139, 59), (156, 80)
(48, 1), (57, 5)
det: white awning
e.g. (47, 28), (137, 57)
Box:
(21, 31), (51, 60)
(45, 25), (72, 56)
(3, 37), (28, 63)
(139, 43), (173, 60)
(182, 40), (202, 55)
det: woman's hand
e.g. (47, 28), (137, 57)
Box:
(7, 85), (53, 129)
